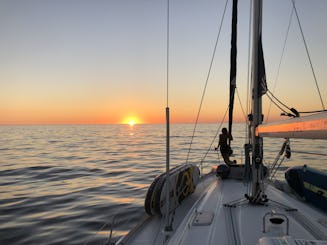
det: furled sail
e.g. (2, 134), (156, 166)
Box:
(228, 0), (238, 146)
(258, 34), (267, 96)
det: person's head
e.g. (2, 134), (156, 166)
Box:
(222, 128), (227, 134)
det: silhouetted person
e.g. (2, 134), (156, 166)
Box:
(216, 127), (234, 165)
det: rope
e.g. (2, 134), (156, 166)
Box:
(267, 88), (327, 117)
(266, 89), (326, 117)
(291, 0), (325, 110)
(267, 90), (292, 112)
(266, 92), (290, 116)
(186, 0), (229, 164)
(270, 156), (286, 180)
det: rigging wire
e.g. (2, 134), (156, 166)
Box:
(266, 1), (326, 119)
(235, 87), (248, 164)
(235, 88), (247, 121)
(291, 0), (325, 110)
(186, 0), (229, 164)
(199, 90), (245, 168)
(200, 106), (229, 166)
(266, 7), (294, 122)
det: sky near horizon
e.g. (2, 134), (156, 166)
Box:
(0, 0), (326, 125)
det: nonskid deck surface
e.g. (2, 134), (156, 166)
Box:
(117, 173), (217, 245)
(118, 174), (327, 245)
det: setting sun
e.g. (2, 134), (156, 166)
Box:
(128, 120), (135, 126)
(122, 116), (142, 126)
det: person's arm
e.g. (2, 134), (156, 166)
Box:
(215, 135), (222, 150)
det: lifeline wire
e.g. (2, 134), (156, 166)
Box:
(186, 0), (229, 164)
(291, 150), (327, 157)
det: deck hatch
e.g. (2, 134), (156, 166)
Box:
(192, 211), (214, 226)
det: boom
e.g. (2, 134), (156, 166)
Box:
(257, 111), (327, 139)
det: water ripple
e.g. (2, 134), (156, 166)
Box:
(0, 124), (326, 244)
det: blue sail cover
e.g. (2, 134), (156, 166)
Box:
(285, 165), (327, 211)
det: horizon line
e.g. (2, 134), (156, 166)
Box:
(0, 121), (248, 126)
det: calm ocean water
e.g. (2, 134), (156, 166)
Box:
(1, 124), (326, 244)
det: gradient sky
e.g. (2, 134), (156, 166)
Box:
(0, 0), (326, 125)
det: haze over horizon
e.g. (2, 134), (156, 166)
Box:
(1, 0), (326, 125)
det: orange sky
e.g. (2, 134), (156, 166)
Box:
(0, 98), (278, 125)
(0, 1), (326, 125)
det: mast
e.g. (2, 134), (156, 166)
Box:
(228, 0), (238, 146)
(249, 0), (266, 203)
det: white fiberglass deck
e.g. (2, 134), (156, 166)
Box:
(118, 174), (327, 245)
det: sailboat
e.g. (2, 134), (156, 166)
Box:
(116, 0), (327, 244)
